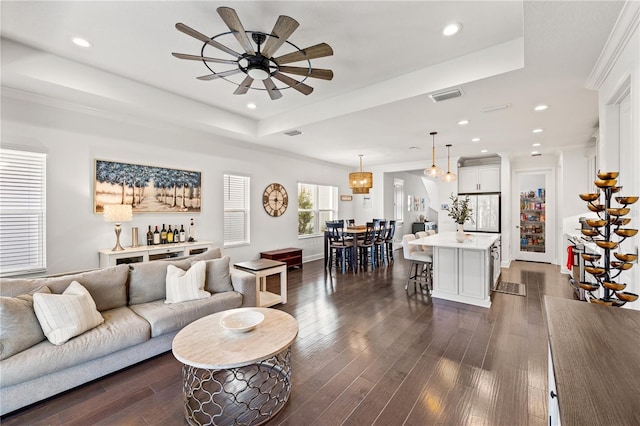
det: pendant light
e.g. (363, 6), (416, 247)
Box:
(441, 144), (457, 182)
(349, 154), (373, 194)
(424, 131), (443, 178)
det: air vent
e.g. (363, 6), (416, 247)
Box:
(481, 103), (510, 113)
(429, 88), (462, 103)
(531, 152), (542, 157)
(284, 130), (303, 136)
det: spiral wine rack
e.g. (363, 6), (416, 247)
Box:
(578, 171), (638, 307)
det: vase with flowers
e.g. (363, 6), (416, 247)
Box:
(446, 194), (474, 242)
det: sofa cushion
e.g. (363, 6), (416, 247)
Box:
(197, 256), (234, 293)
(0, 264), (129, 312)
(165, 261), (210, 304)
(0, 286), (51, 360)
(33, 281), (105, 345)
(130, 291), (242, 337)
(0, 306), (151, 387)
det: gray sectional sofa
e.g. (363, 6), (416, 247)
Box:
(0, 248), (257, 415)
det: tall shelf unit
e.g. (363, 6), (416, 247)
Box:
(520, 192), (546, 252)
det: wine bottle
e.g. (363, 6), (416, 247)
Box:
(161, 224), (168, 244)
(153, 226), (160, 245)
(174, 226), (180, 244)
(179, 225), (186, 243)
(167, 225), (174, 243)
(146, 226), (153, 246)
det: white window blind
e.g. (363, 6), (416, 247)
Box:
(0, 148), (47, 276)
(224, 174), (250, 246)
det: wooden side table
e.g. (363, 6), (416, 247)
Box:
(260, 247), (302, 269)
(234, 259), (287, 307)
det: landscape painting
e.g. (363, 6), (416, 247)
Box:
(94, 159), (201, 213)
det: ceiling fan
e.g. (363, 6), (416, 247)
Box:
(172, 6), (334, 100)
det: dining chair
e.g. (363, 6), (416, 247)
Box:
(373, 219), (387, 266)
(357, 222), (376, 270)
(326, 221), (354, 274)
(402, 234), (432, 295)
(384, 220), (396, 263)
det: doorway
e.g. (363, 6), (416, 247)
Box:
(513, 169), (555, 263)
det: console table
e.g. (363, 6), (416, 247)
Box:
(98, 241), (213, 267)
(260, 247), (302, 269)
(172, 308), (298, 426)
(234, 259), (287, 307)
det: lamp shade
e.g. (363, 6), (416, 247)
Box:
(103, 204), (133, 223)
(349, 155), (373, 194)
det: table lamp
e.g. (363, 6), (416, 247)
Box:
(103, 204), (133, 251)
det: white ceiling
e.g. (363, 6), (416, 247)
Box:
(0, 1), (625, 169)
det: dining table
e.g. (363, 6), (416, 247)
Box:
(323, 225), (368, 272)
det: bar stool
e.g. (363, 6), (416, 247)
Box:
(402, 234), (432, 294)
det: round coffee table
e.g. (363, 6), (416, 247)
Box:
(172, 307), (298, 426)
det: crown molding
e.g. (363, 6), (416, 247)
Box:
(585, 1), (640, 90)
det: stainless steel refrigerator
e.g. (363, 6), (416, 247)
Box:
(462, 193), (501, 233)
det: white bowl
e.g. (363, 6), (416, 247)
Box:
(220, 310), (265, 333)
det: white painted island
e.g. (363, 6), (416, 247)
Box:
(410, 232), (500, 308)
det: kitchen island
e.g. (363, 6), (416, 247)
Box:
(410, 232), (500, 308)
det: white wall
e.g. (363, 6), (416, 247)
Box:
(587, 1), (639, 309)
(1, 93), (352, 275)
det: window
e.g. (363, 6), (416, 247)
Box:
(223, 174), (250, 246)
(394, 178), (404, 222)
(0, 148), (47, 276)
(298, 183), (338, 237)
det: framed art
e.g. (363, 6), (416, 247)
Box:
(340, 195), (353, 201)
(94, 159), (202, 213)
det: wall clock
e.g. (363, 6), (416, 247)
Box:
(263, 183), (288, 217)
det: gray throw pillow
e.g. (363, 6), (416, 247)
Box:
(195, 256), (234, 293)
(0, 286), (51, 360)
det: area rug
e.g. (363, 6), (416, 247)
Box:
(494, 281), (527, 297)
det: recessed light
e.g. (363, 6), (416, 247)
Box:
(443, 23), (462, 36)
(458, 119), (470, 126)
(247, 102), (257, 109)
(531, 151), (539, 155)
(534, 104), (548, 111)
(480, 149), (488, 153)
(472, 138), (480, 142)
(72, 37), (92, 48)
(533, 128), (543, 133)
(532, 143), (541, 147)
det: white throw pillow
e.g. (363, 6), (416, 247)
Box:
(33, 281), (104, 346)
(165, 261), (210, 304)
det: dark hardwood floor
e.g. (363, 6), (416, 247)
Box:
(2, 253), (576, 425)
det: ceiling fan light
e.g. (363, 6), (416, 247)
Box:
(247, 66), (270, 80)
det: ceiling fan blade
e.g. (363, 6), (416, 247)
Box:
(234, 76), (254, 95)
(278, 66), (333, 80)
(216, 7), (256, 55)
(172, 52), (237, 65)
(273, 42), (334, 65)
(261, 15), (300, 59)
(175, 23), (241, 58)
(273, 72), (313, 95)
(263, 78), (283, 100)
(196, 69), (242, 80)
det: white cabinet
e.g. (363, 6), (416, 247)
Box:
(458, 165), (500, 193)
(459, 249), (487, 300)
(548, 346), (561, 426)
(99, 241), (213, 267)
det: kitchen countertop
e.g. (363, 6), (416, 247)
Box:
(544, 296), (640, 425)
(410, 232), (499, 251)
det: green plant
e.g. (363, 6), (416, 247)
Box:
(446, 194), (474, 224)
